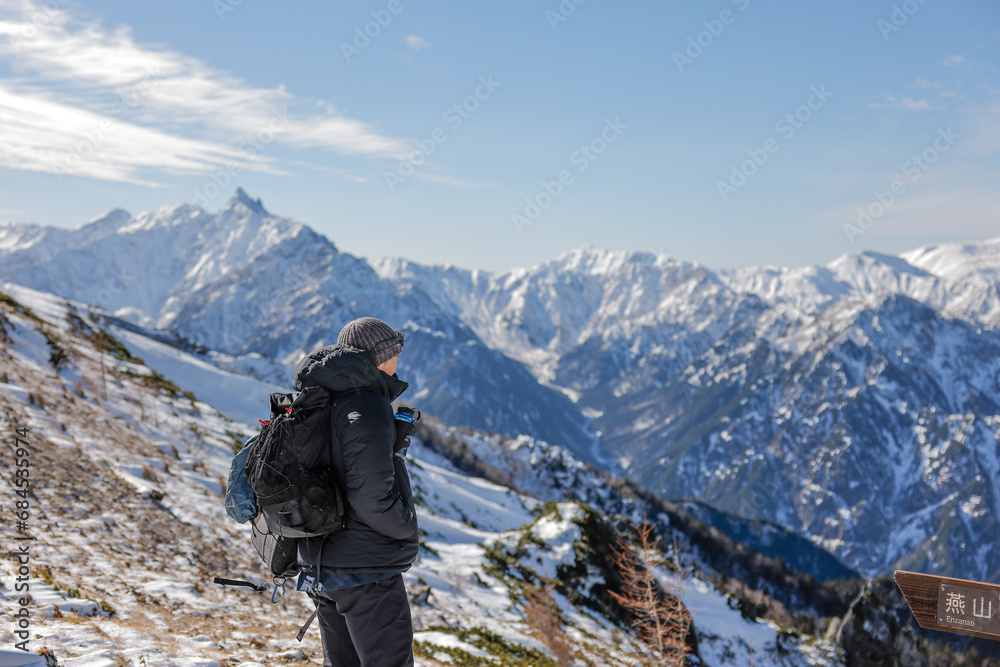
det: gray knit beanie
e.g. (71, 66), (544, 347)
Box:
(337, 317), (403, 368)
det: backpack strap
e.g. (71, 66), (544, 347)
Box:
(297, 608), (318, 642)
(213, 576), (267, 592)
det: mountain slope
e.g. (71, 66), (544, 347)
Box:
(613, 292), (1000, 578)
(0, 191), (596, 457)
(5, 190), (999, 588)
(0, 282), (866, 666)
(375, 237), (1000, 584)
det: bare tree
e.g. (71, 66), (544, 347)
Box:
(609, 522), (691, 666)
(523, 581), (574, 666)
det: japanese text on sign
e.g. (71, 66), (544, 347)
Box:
(938, 584), (1000, 636)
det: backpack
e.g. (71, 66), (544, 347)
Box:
(246, 386), (346, 539)
(224, 385), (346, 578)
(225, 435), (258, 523)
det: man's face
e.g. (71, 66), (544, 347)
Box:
(378, 355), (398, 375)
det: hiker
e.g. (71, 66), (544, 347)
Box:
(292, 316), (419, 667)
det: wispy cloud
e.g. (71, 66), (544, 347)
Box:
(942, 54), (965, 67)
(289, 160), (368, 183)
(898, 98), (932, 111)
(913, 78), (942, 90)
(411, 172), (496, 189)
(910, 78), (966, 102)
(0, 0), (411, 184)
(0, 81), (270, 185)
(870, 94), (940, 112)
(404, 34), (430, 51)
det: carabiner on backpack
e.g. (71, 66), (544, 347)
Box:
(271, 576), (287, 603)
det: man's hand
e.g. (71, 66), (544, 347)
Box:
(393, 407), (420, 453)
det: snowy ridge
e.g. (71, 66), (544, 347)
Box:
(0, 282), (860, 665)
(372, 247), (754, 386)
(376, 236), (1000, 584)
(3, 191), (998, 589)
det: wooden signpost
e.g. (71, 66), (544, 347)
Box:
(895, 570), (1000, 641)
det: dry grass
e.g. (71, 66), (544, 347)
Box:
(0, 309), (325, 664)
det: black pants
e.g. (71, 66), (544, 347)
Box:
(308, 574), (414, 667)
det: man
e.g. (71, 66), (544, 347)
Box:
(292, 316), (418, 667)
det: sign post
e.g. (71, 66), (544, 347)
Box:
(895, 570), (1000, 641)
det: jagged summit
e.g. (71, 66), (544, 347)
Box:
(223, 186), (269, 216)
(0, 191), (343, 342)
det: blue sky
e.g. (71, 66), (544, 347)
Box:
(0, 0), (996, 272)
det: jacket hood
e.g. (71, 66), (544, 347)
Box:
(292, 344), (408, 402)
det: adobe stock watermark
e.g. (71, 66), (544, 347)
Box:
(8, 421), (33, 652)
(672, 0), (751, 73)
(716, 85), (833, 202)
(54, 68), (164, 181)
(546, 0), (587, 31)
(340, 0), (409, 63)
(843, 126), (959, 244)
(191, 109), (290, 208)
(214, 0), (245, 21)
(384, 75), (502, 192)
(877, 0), (930, 41)
(5, 0), (71, 53)
(511, 117), (626, 233)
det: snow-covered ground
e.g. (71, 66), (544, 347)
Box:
(0, 281), (843, 665)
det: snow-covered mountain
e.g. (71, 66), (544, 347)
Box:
(373, 238), (1000, 584)
(3, 190), (998, 590)
(0, 189), (595, 456)
(0, 281), (900, 666)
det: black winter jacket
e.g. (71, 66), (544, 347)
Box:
(292, 344), (419, 577)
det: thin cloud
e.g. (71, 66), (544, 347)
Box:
(870, 94), (939, 112)
(0, 0), (411, 182)
(0, 81), (274, 185)
(289, 160), (368, 183)
(411, 172), (496, 189)
(404, 34), (430, 51)
(899, 98), (932, 111)
(942, 54), (965, 67)
(910, 78), (965, 103)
